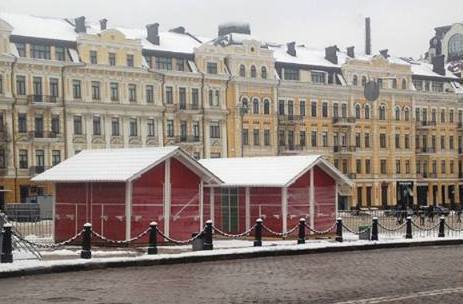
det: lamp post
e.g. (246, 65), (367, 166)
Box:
(237, 101), (248, 157)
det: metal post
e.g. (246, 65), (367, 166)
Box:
(405, 216), (412, 239)
(371, 217), (378, 241)
(203, 220), (213, 250)
(297, 218), (306, 244)
(254, 218), (263, 247)
(1, 223), (13, 263)
(80, 223), (92, 259)
(438, 216), (445, 238)
(148, 222), (158, 255)
(335, 218), (343, 242)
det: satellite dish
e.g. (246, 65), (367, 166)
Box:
(364, 81), (380, 102)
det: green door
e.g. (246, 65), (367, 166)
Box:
(222, 188), (239, 233)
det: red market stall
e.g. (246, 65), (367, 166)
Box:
(199, 155), (351, 235)
(32, 146), (221, 242)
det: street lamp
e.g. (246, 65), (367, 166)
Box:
(237, 101), (248, 157)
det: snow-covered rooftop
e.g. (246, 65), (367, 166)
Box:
(199, 155), (350, 187)
(32, 146), (220, 183)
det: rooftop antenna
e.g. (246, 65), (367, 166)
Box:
(365, 17), (371, 55)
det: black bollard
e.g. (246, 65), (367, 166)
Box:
(254, 218), (263, 247)
(405, 216), (412, 239)
(335, 218), (343, 242)
(1, 223), (13, 263)
(371, 217), (378, 241)
(80, 223), (92, 259)
(147, 222), (158, 255)
(297, 218), (306, 244)
(438, 216), (445, 238)
(203, 220), (213, 250)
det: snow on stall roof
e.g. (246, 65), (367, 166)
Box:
(199, 154), (347, 187)
(0, 12), (78, 41)
(32, 147), (180, 182)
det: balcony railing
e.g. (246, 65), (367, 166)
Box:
(281, 144), (305, 152)
(175, 135), (201, 143)
(28, 131), (60, 139)
(178, 103), (201, 111)
(333, 145), (357, 153)
(416, 120), (437, 128)
(27, 95), (60, 104)
(278, 115), (304, 124)
(333, 117), (356, 125)
(416, 147), (436, 154)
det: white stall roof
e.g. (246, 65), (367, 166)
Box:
(199, 155), (351, 187)
(32, 146), (221, 183)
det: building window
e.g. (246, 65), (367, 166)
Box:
(165, 86), (173, 104)
(32, 77), (42, 101)
(395, 107), (400, 121)
(448, 33), (463, 58)
(253, 99), (259, 114)
(0, 75), (2, 95)
(242, 129), (249, 145)
(16, 76), (26, 95)
(300, 100), (306, 116)
(404, 108), (410, 121)
(322, 132), (328, 147)
(442, 160), (446, 174)
(355, 133), (361, 148)
(73, 116), (82, 135)
(253, 129), (260, 145)
(356, 159), (362, 174)
(402, 79), (407, 90)
(167, 120), (174, 137)
(31, 44), (51, 59)
(91, 81), (100, 100)
(179, 88), (186, 109)
(192, 121), (200, 140)
(128, 84), (137, 103)
(35, 149), (45, 171)
(355, 104), (361, 119)
(392, 79), (397, 89)
(380, 133), (387, 148)
(0, 149), (5, 168)
(239, 65), (246, 77)
(156, 57), (172, 70)
(278, 100), (285, 115)
(129, 119), (138, 136)
(52, 150), (61, 166)
(55, 47), (65, 61)
(16, 43), (26, 57)
(111, 117), (120, 136)
(333, 104), (339, 118)
(396, 160), (401, 174)
(51, 115), (60, 134)
(93, 116), (102, 136)
(405, 160), (410, 174)
(176, 58), (185, 71)
(365, 104), (370, 119)
(50, 78), (59, 98)
(364, 133), (370, 148)
(395, 134), (400, 149)
(191, 88), (199, 107)
(261, 67), (267, 79)
(264, 129), (270, 146)
(72, 80), (81, 99)
(352, 75), (358, 86)
(127, 54), (134, 67)
(146, 85), (154, 103)
(405, 134), (410, 149)
(311, 71), (326, 84)
(110, 82), (119, 101)
(34, 115), (43, 137)
(262, 99), (270, 115)
(18, 113), (27, 133)
(207, 62), (218, 74)
(450, 110), (454, 123)
(311, 101), (317, 117)
(357, 187), (363, 206)
(250, 66), (257, 78)
(441, 109), (446, 123)
(90, 50), (97, 64)
(278, 130), (285, 146)
(380, 160), (387, 175)
(109, 52), (116, 66)
(299, 131), (306, 147)
(19, 150), (28, 169)
(365, 159), (371, 174)
(361, 76), (367, 87)
(379, 105), (386, 120)
(311, 131), (317, 147)
(284, 68), (299, 81)
(209, 121), (220, 139)
(322, 102), (328, 118)
(147, 119), (155, 137)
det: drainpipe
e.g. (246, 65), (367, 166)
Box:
(10, 56), (18, 203)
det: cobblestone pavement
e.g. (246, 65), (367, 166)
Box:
(2, 245), (463, 304)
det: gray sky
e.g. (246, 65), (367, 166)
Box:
(1, 0), (463, 57)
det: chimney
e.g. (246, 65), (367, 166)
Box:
(432, 54), (446, 76)
(74, 16), (86, 33)
(146, 23), (160, 45)
(379, 49), (389, 58)
(169, 26), (186, 34)
(287, 41), (296, 57)
(365, 17), (371, 55)
(325, 45), (339, 64)
(347, 46), (355, 58)
(99, 18), (108, 31)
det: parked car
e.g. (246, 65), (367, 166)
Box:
(418, 205), (450, 216)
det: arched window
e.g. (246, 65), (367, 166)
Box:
(449, 33), (463, 58)
(252, 98), (259, 114)
(352, 75), (358, 86)
(364, 104), (370, 119)
(251, 65), (257, 78)
(379, 105), (386, 120)
(361, 76), (367, 87)
(263, 99), (270, 114)
(241, 97), (249, 114)
(404, 107), (410, 121)
(402, 79), (407, 90)
(261, 67), (267, 79)
(239, 65), (246, 77)
(355, 104), (361, 119)
(392, 79), (397, 89)
(394, 107), (401, 121)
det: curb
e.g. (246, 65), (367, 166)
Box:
(1, 238), (463, 279)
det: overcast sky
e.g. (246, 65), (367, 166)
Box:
(1, 0), (463, 57)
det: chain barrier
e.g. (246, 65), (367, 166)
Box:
(91, 227), (151, 245)
(12, 230), (84, 249)
(212, 224), (256, 239)
(261, 223), (298, 238)
(155, 226), (205, 245)
(304, 222), (336, 235)
(411, 221), (440, 231)
(342, 224), (371, 235)
(444, 222), (463, 232)
(377, 222), (407, 232)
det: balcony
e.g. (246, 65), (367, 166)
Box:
(416, 120), (437, 129)
(415, 147), (436, 154)
(175, 135), (201, 143)
(332, 117), (356, 126)
(417, 172), (437, 179)
(27, 95), (60, 105)
(178, 103), (201, 112)
(278, 115), (304, 125)
(280, 144), (305, 154)
(28, 131), (61, 141)
(333, 145), (357, 153)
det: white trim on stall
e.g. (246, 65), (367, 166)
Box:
(199, 181), (204, 229)
(125, 181), (133, 241)
(245, 187), (250, 230)
(163, 158), (171, 237)
(309, 168), (315, 229)
(282, 187), (288, 233)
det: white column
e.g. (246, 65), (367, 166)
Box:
(309, 168), (315, 229)
(199, 181), (204, 229)
(281, 187), (288, 233)
(51, 184), (56, 242)
(245, 187), (250, 230)
(125, 181), (133, 241)
(163, 158), (171, 236)
(210, 187), (215, 223)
